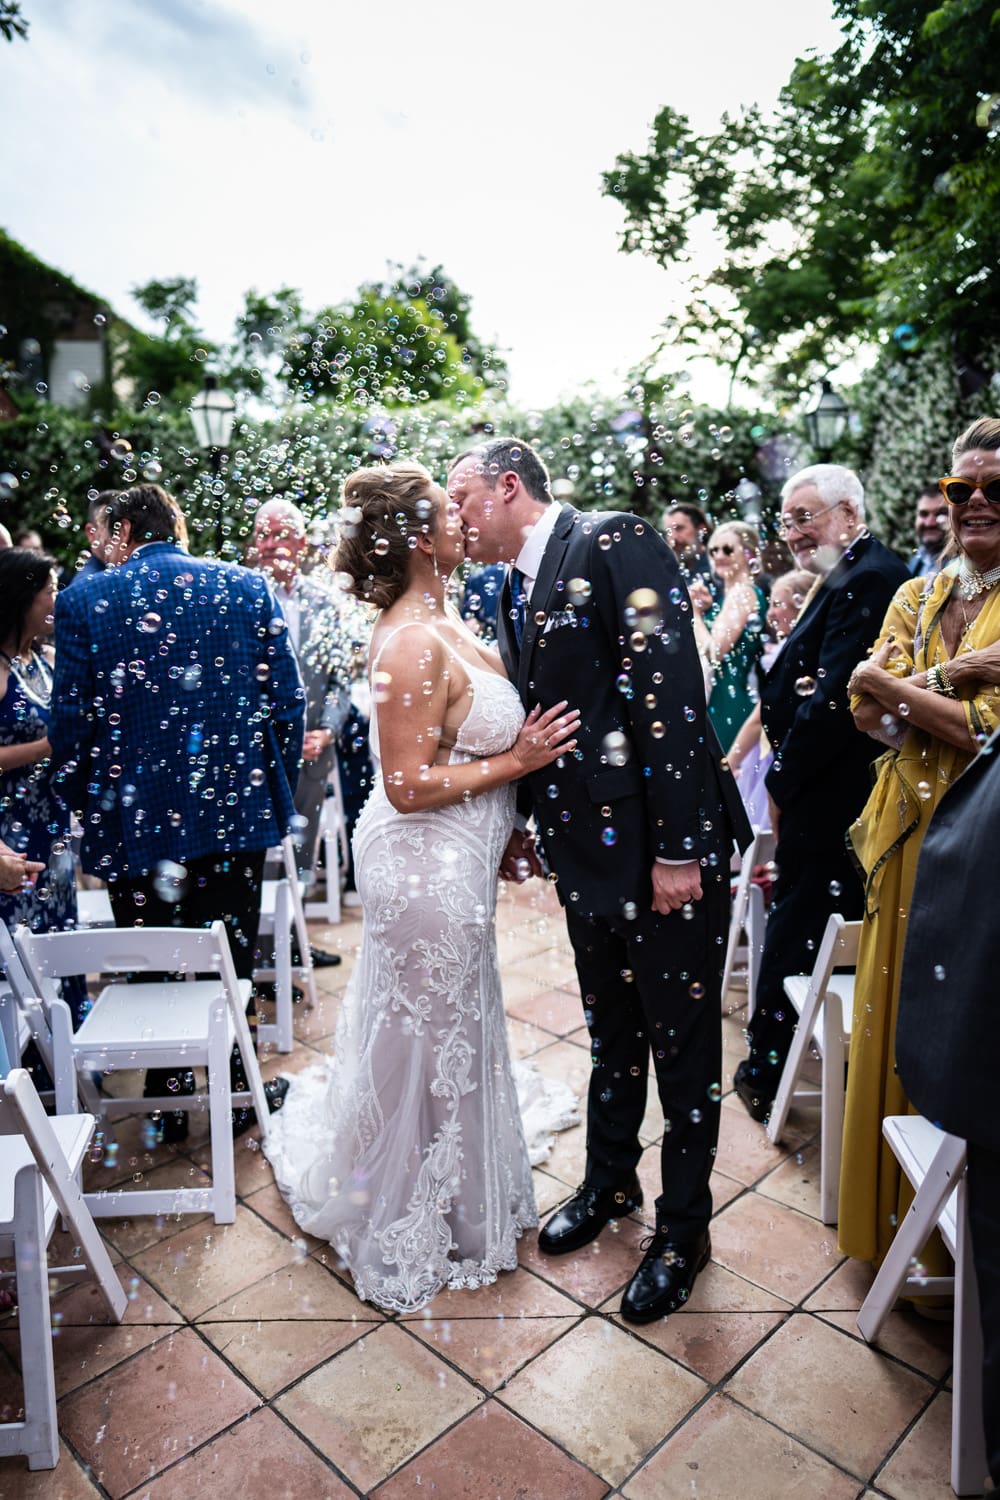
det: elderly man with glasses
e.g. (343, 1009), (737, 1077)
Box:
(733, 463), (908, 1123)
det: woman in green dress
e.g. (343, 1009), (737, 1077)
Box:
(690, 521), (767, 752)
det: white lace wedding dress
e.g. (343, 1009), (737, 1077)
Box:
(265, 634), (577, 1314)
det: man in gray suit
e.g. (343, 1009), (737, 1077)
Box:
(897, 727), (1000, 1489)
(250, 501), (358, 886)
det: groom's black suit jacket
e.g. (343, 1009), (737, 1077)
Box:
(497, 505), (750, 919)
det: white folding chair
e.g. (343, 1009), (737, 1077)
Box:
(765, 913), (861, 1223)
(0, 924), (65, 1108)
(304, 771), (350, 925)
(0, 1068), (126, 1470)
(13, 922), (269, 1225)
(856, 1117), (987, 1496)
(255, 835), (318, 1054)
(721, 827), (775, 1015)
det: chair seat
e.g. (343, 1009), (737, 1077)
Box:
(883, 1115), (959, 1255)
(0, 1114), (94, 1240)
(75, 979), (250, 1052)
(784, 973), (855, 1048)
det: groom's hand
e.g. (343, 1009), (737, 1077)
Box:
(500, 829), (543, 883)
(651, 859), (703, 914)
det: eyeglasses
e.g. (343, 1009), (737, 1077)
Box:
(708, 543), (737, 557)
(937, 475), (1000, 506)
(776, 500), (842, 539)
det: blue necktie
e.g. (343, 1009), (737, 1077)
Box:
(510, 567), (528, 648)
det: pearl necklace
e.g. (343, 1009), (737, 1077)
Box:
(0, 648), (53, 709)
(958, 559), (1000, 600)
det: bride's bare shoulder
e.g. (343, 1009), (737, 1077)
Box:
(370, 617), (445, 675)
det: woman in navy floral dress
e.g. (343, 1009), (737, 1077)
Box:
(0, 549), (86, 1023)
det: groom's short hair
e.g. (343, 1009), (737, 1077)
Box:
(453, 437), (552, 505)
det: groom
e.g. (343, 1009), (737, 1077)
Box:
(450, 438), (751, 1322)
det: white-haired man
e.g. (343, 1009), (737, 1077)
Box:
(734, 464), (909, 1121)
(251, 501), (361, 911)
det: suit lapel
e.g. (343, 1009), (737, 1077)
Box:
(517, 507), (576, 698)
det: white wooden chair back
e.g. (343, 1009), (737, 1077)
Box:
(856, 1118), (987, 1495)
(0, 922), (59, 1093)
(722, 827), (775, 1013)
(255, 834), (318, 1053)
(765, 913), (861, 1223)
(0, 1068), (125, 1470)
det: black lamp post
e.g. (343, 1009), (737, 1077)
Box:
(804, 378), (849, 462)
(189, 374), (236, 552)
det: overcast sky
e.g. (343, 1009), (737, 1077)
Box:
(6, 0), (843, 407)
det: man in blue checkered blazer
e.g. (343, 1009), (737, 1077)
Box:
(49, 484), (306, 1134)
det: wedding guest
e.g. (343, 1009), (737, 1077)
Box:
(64, 490), (117, 589)
(690, 521), (766, 752)
(249, 499), (358, 882)
(0, 549), (86, 1021)
(50, 482), (304, 1136)
(840, 419), (1000, 1265)
(663, 502), (721, 601)
(733, 464), (908, 1122)
(907, 483), (949, 580)
(725, 568), (816, 827)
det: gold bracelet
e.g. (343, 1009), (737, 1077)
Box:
(938, 662), (957, 698)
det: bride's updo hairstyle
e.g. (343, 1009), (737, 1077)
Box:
(334, 461), (437, 609)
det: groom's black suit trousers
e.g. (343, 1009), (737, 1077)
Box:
(564, 864), (728, 1242)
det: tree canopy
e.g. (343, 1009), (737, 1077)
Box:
(603, 0), (1000, 397)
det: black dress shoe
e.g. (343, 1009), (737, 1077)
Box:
(309, 946), (342, 968)
(620, 1229), (711, 1323)
(538, 1175), (643, 1256)
(232, 1076), (290, 1139)
(733, 1061), (773, 1124)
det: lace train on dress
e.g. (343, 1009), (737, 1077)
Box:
(265, 648), (579, 1314)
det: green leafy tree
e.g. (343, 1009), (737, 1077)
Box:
(283, 286), (484, 407)
(116, 276), (217, 409)
(378, 261), (507, 388)
(603, 0), (1000, 396)
(0, 2), (28, 43)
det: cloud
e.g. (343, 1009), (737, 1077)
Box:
(40, 0), (313, 115)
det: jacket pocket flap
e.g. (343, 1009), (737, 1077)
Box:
(586, 763), (643, 803)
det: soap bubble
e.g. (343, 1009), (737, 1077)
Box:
(602, 731), (630, 766)
(152, 860), (188, 904)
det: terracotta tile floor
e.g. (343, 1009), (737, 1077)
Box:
(0, 881), (972, 1498)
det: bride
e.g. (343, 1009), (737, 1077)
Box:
(265, 460), (580, 1313)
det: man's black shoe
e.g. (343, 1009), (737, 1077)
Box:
(620, 1229), (711, 1323)
(309, 946), (342, 968)
(733, 1062), (773, 1124)
(232, 1076), (290, 1139)
(537, 1175), (643, 1256)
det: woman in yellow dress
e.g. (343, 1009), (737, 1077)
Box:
(840, 418), (1000, 1264)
